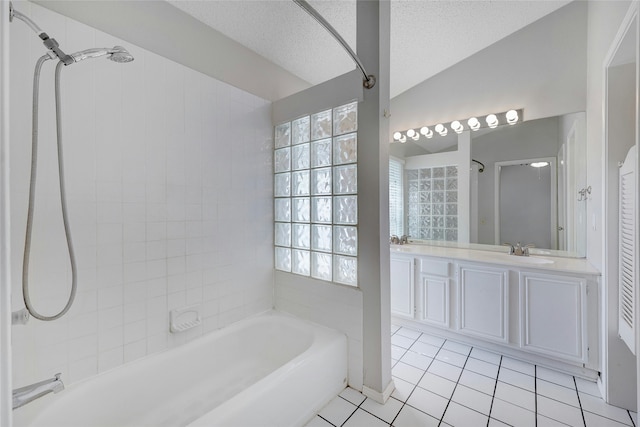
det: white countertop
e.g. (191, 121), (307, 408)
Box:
(390, 244), (601, 276)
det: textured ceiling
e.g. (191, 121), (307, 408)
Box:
(168, 0), (571, 98)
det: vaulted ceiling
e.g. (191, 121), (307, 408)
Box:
(168, 0), (571, 98)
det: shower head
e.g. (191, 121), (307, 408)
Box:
(107, 46), (135, 63)
(69, 46), (134, 64)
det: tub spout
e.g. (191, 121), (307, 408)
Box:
(12, 373), (64, 409)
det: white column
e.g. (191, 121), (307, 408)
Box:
(458, 132), (471, 243)
(357, 0), (394, 403)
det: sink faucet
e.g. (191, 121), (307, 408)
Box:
(13, 373), (64, 409)
(503, 242), (534, 256)
(390, 235), (410, 245)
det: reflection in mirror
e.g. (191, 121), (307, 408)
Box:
(390, 112), (587, 257)
(494, 158), (556, 250)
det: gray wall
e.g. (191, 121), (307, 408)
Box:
(499, 164), (552, 249)
(472, 117), (560, 245)
(389, 1), (587, 139)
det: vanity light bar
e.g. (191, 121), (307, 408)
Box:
(392, 109), (523, 143)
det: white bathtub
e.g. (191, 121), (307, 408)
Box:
(14, 311), (347, 427)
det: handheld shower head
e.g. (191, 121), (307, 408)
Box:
(108, 46), (135, 63)
(70, 46), (134, 64)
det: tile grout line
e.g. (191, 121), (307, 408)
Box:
(337, 394), (365, 427)
(389, 333), (445, 426)
(318, 414), (337, 427)
(390, 328), (412, 370)
(573, 376), (587, 427)
(436, 344), (472, 427)
(534, 365), (538, 427)
(486, 355), (503, 427)
(322, 327), (626, 427)
(348, 396), (398, 427)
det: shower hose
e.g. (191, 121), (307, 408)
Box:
(22, 55), (78, 321)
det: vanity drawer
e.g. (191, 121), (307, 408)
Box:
(419, 258), (450, 277)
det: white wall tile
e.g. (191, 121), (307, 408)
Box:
(98, 307), (123, 331)
(123, 204), (146, 223)
(98, 347), (123, 373)
(99, 326), (124, 352)
(10, 2), (273, 390)
(123, 282), (147, 304)
(124, 340), (147, 363)
(69, 312), (98, 340)
(146, 334), (167, 355)
(123, 301), (146, 324)
(68, 357), (98, 384)
(98, 286), (123, 310)
(124, 320), (146, 344)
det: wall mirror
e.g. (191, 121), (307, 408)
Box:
(390, 112), (587, 258)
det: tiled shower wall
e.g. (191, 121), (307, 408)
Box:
(10, 2), (273, 388)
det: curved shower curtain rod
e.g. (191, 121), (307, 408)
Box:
(293, 0), (376, 89)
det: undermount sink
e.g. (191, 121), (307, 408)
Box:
(492, 253), (555, 265)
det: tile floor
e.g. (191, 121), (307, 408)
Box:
(306, 325), (638, 427)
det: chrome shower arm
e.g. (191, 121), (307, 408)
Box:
(292, 0), (376, 89)
(9, 2), (74, 65)
(9, 2), (43, 36)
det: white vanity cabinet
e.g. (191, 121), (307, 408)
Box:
(457, 264), (509, 343)
(519, 271), (591, 364)
(390, 246), (601, 374)
(390, 254), (414, 318)
(417, 258), (451, 328)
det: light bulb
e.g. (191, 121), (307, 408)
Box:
(406, 129), (416, 138)
(506, 109), (518, 125)
(399, 135), (407, 144)
(451, 120), (464, 134)
(530, 161), (549, 168)
(393, 131), (402, 141)
(421, 127), (433, 138)
(435, 123), (447, 136)
(467, 117), (480, 131)
(486, 114), (499, 129)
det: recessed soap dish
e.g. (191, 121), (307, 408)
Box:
(170, 305), (202, 333)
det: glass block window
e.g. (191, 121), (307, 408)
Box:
(407, 165), (458, 242)
(274, 101), (358, 286)
(389, 158), (404, 236)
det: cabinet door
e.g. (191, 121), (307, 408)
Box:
(520, 272), (587, 363)
(419, 275), (449, 327)
(391, 256), (414, 318)
(458, 264), (509, 343)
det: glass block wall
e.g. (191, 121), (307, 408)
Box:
(407, 166), (459, 242)
(274, 101), (358, 286)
